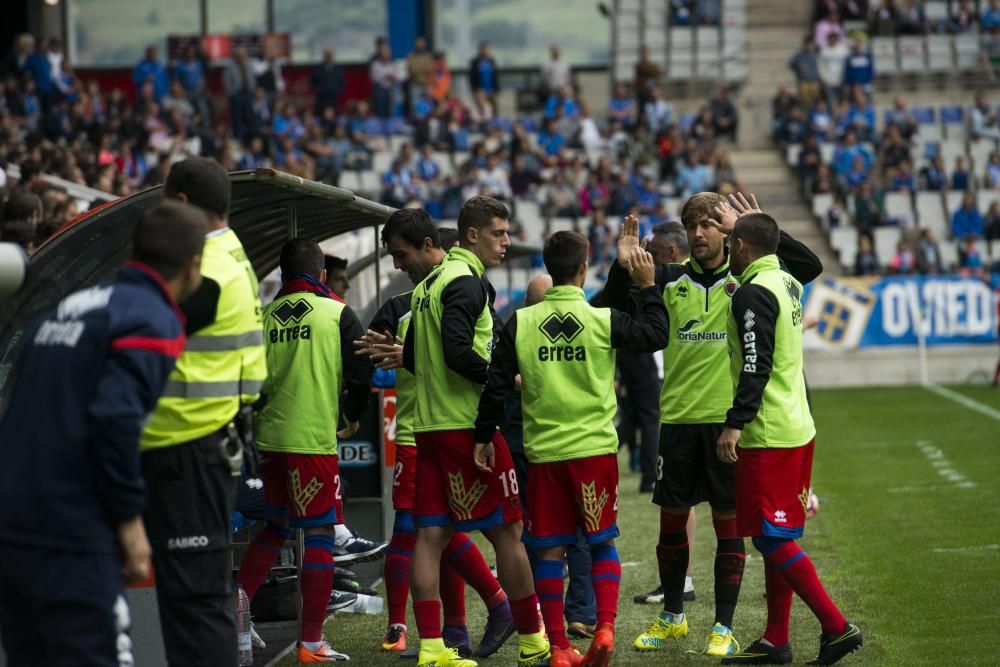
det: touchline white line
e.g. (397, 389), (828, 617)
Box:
(925, 383), (1000, 422)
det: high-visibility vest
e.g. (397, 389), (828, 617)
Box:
(512, 285), (618, 464)
(410, 247), (494, 433)
(140, 228), (266, 450)
(255, 291), (346, 455)
(726, 254), (815, 449)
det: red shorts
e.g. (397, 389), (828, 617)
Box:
(735, 440), (814, 539)
(260, 451), (343, 528)
(413, 429), (522, 531)
(392, 444), (418, 511)
(525, 454), (619, 547)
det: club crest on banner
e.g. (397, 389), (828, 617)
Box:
(802, 277), (877, 350)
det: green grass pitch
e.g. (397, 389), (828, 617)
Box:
(275, 385), (1000, 666)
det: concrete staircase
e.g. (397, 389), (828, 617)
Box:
(738, 0), (813, 150)
(724, 1), (838, 273)
(729, 150), (840, 275)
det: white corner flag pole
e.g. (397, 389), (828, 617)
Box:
(917, 301), (929, 387)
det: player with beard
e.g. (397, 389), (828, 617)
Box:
(604, 193), (823, 658)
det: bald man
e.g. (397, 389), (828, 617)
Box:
(503, 272), (599, 640)
(525, 274), (553, 307)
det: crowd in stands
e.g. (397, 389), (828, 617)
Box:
(814, 0), (1000, 35)
(774, 2), (1000, 276)
(0, 31), (741, 276)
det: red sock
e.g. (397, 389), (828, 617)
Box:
(300, 534), (336, 643)
(765, 541), (846, 635)
(533, 559), (568, 649)
(443, 532), (505, 609)
(762, 562), (793, 646)
(590, 544), (622, 627)
(509, 594), (542, 635)
(413, 599), (442, 640)
(385, 514), (416, 627)
(236, 522), (290, 599)
(440, 561), (467, 627)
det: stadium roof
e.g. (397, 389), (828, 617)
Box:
(1, 169), (389, 371)
(0, 169), (539, 399)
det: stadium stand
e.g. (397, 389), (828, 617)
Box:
(770, 1), (1000, 276)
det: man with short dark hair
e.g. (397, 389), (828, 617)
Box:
(233, 237), (372, 662)
(717, 213), (863, 666)
(403, 195), (550, 667)
(357, 208), (514, 658)
(475, 231), (669, 667)
(141, 157), (266, 666)
(0, 201), (207, 667)
(324, 255), (350, 299)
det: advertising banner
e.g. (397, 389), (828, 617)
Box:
(802, 274), (1000, 350)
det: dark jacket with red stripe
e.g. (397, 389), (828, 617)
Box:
(0, 262), (185, 555)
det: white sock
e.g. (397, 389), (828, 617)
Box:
(302, 641), (324, 651)
(333, 523), (351, 545)
(684, 575), (694, 592)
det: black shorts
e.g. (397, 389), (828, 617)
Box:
(652, 423), (736, 511)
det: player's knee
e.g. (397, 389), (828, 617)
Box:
(659, 509), (689, 535)
(485, 520), (523, 546)
(536, 545), (565, 561)
(751, 535), (788, 556)
(417, 525), (453, 550)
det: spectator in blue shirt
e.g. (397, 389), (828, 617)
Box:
(417, 145), (441, 181)
(133, 46), (169, 101)
(172, 45), (204, 96)
(675, 150), (714, 197)
(538, 118), (565, 157)
(809, 99), (833, 140)
(23, 39), (52, 105)
(984, 0), (1000, 29)
(920, 155), (947, 190)
(843, 39), (874, 90)
(951, 157), (971, 190)
(607, 82), (637, 128)
(832, 129), (873, 175)
(543, 87), (580, 120)
(951, 192), (985, 238)
(958, 235), (984, 272)
(888, 160), (916, 192)
(846, 86), (876, 141)
(636, 174), (660, 212)
(845, 154), (871, 191)
(469, 42), (499, 99)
